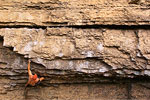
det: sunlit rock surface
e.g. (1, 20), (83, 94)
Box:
(0, 0), (150, 100)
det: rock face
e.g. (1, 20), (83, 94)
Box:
(0, 0), (150, 100)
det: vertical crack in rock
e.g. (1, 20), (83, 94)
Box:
(127, 82), (132, 100)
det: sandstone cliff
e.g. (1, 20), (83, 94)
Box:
(0, 0), (150, 100)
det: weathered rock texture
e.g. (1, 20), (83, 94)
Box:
(0, 0), (150, 26)
(0, 0), (150, 100)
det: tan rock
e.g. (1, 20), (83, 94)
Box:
(0, 0), (149, 26)
(0, 28), (149, 74)
(0, 0), (150, 99)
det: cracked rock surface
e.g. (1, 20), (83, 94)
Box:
(1, 28), (150, 78)
(0, 0), (150, 100)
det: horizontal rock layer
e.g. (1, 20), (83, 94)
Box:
(0, 0), (149, 26)
(1, 79), (149, 100)
(0, 28), (150, 80)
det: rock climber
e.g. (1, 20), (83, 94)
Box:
(25, 60), (44, 87)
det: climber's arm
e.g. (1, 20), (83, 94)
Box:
(28, 60), (32, 76)
(39, 77), (44, 81)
